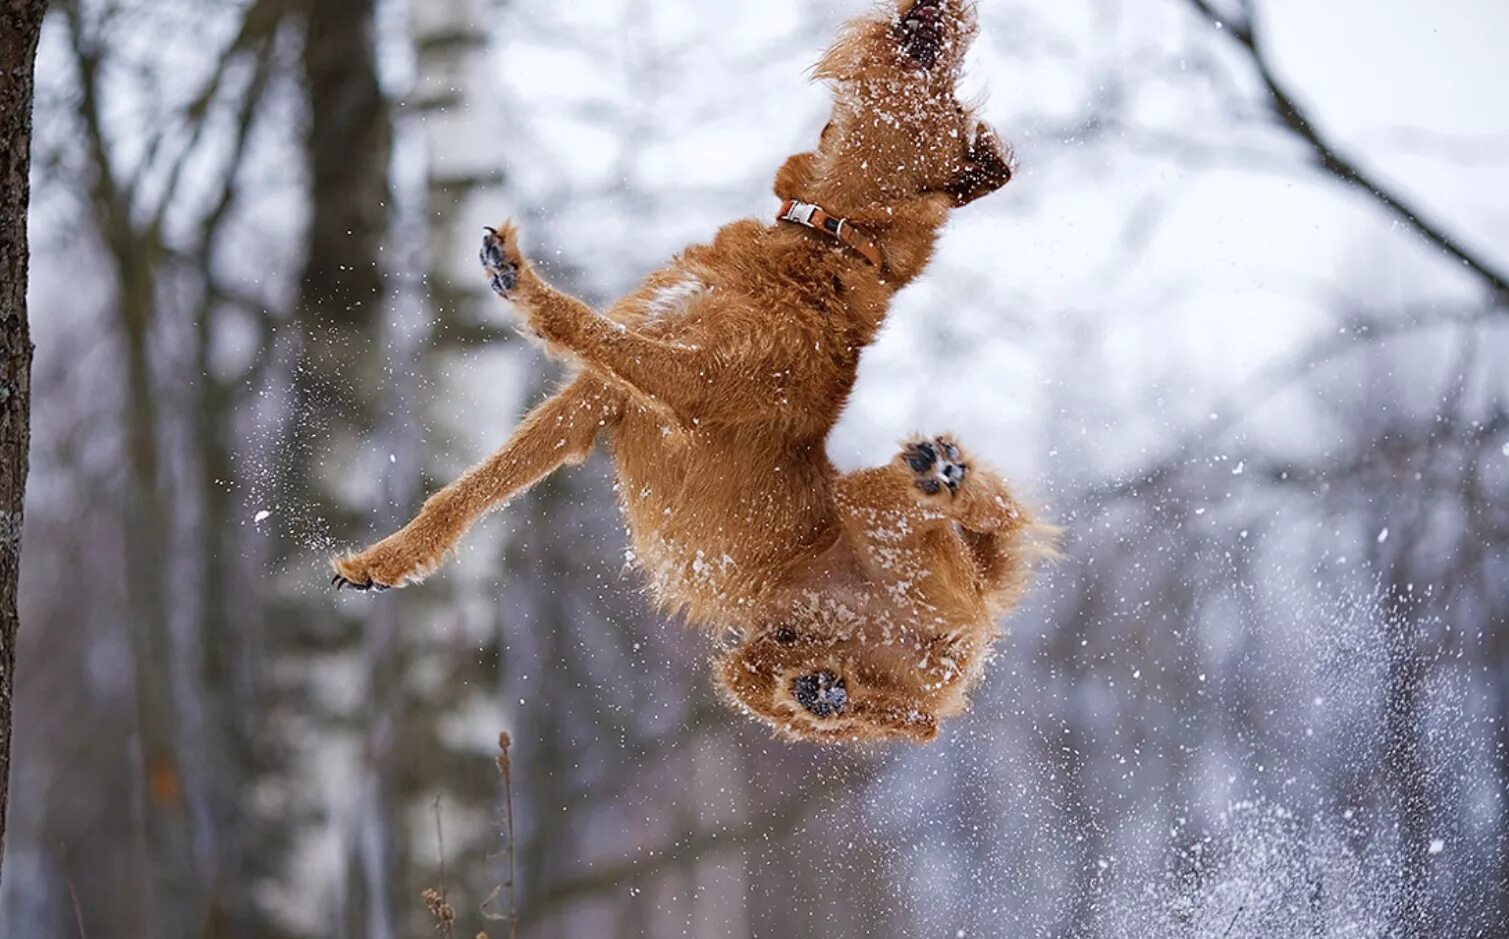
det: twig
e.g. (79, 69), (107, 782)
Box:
(434, 797), (450, 914)
(1179, 0), (1509, 304)
(481, 732), (518, 938)
(1222, 902), (1245, 937)
(423, 797), (455, 936)
(67, 878), (87, 938)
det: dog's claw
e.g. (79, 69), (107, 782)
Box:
(480, 227), (520, 298)
(331, 573), (390, 593)
(479, 229), (506, 270)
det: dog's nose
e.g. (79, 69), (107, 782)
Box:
(793, 670), (847, 718)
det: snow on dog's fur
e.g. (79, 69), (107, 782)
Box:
(333, 0), (1053, 744)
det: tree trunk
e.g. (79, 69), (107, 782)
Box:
(293, 0), (391, 423)
(294, 0), (396, 930)
(0, 0), (46, 891)
(412, 0), (506, 328)
(271, 0), (394, 548)
(116, 239), (203, 937)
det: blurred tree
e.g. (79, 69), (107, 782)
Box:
(59, 0), (201, 930)
(50, 0), (288, 932)
(5, 0), (1507, 935)
(285, 0), (398, 934)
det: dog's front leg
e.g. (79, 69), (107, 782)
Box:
(331, 375), (620, 591)
(481, 223), (764, 425)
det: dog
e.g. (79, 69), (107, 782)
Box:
(332, 0), (1053, 743)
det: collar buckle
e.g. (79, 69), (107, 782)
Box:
(776, 198), (884, 270)
(781, 200), (819, 227)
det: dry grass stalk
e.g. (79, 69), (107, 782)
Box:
(425, 732), (517, 939)
(423, 886), (456, 935)
(424, 796), (456, 936)
(480, 731), (518, 939)
(67, 879), (87, 938)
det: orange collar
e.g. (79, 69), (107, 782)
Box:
(777, 199), (884, 269)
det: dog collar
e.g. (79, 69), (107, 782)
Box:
(777, 199), (884, 269)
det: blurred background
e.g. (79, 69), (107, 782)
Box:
(4, 0), (1507, 935)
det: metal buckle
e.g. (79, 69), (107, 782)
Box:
(783, 201), (819, 227)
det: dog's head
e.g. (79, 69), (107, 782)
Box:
(716, 623), (987, 745)
(775, 0), (1013, 216)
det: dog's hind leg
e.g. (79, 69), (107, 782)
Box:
(900, 435), (1053, 594)
(836, 437), (1038, 599)
(896, 436), (1028, 536)
(895, 0), (978, 71)
(834, 458), (960, 594)
(331, 374), (621, 591)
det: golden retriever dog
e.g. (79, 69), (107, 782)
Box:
(333, 0), (1054, 743)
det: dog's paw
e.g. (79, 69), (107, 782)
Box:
(330, 536), (442, 594)
(330, 555), (395, 593)
(948, 123), (1016, 207)
(480, 222), (524, 298)
(901, 436), (969, 498)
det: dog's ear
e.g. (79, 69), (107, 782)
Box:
(774, 151), (819, 201)
(945, 123), (1015, 207)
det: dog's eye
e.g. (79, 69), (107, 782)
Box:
(793, 670), (847, 718)
(774, 626), (798, 645)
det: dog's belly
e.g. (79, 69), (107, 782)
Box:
(608, 413), (836, 626)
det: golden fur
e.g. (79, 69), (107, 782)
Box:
(333, 0), (1053, 744)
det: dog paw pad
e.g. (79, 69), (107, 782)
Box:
(480, 226), (522, 298)
(903, 436), (968, 496)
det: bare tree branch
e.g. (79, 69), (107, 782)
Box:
(518, 764), (876, 924)
(1083, 299), (1506, 505)
(1180, 0), (1509, 303)
(146, 0), (286, 229)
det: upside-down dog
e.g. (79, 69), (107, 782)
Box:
(333, 0), (1054, 743)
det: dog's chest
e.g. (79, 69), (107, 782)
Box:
(639, 276), (709, 325)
